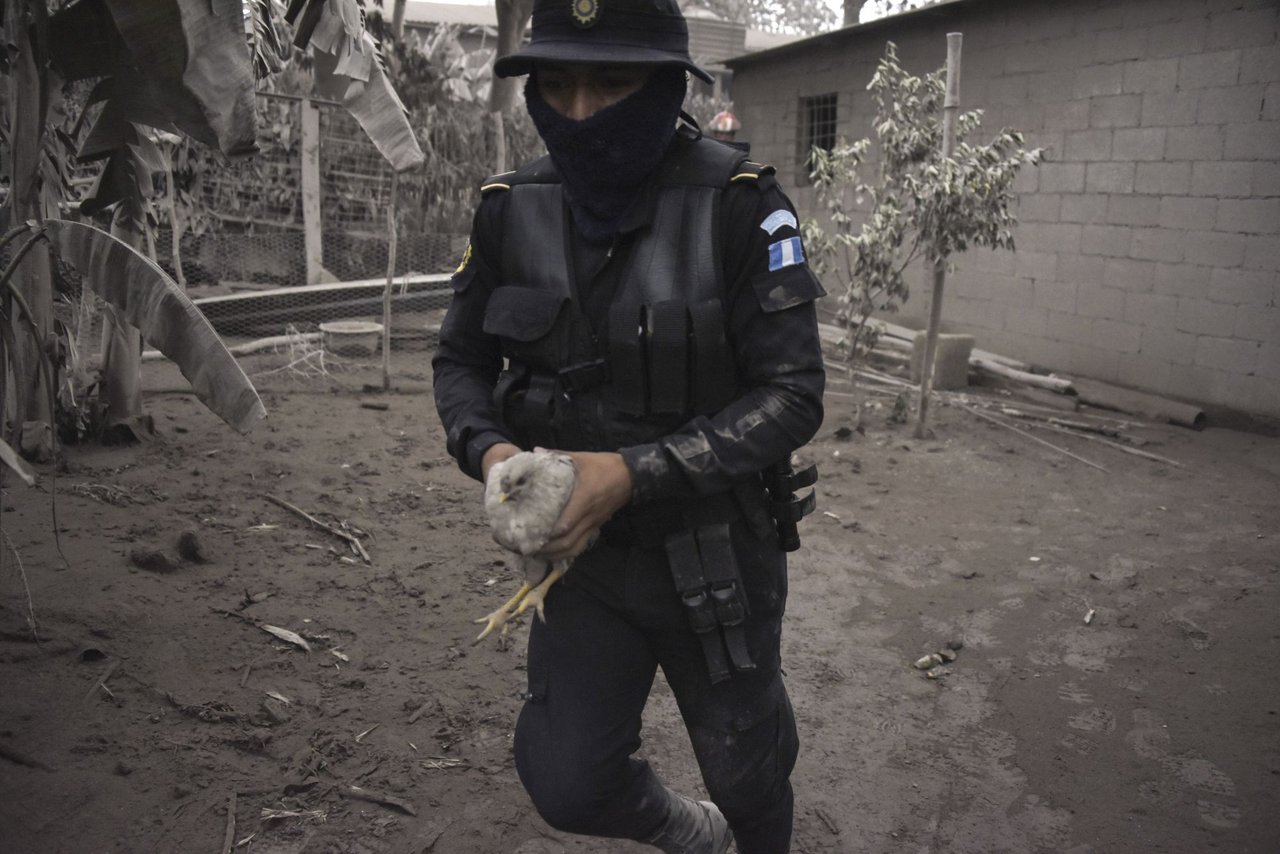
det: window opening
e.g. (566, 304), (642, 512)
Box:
(797, 93), (838, 185)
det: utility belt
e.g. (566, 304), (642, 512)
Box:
(492, 360), (611, 449)
(599, 485), (767, 548)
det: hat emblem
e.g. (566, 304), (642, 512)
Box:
(570, 0), (599, 28)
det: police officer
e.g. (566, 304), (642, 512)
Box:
(709, 110), (741, 142)
(432, 1), (825, 851)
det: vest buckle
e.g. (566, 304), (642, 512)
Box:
(558, 359), (610, 392)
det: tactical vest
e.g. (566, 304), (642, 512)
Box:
(481, 134), (767, 452)
(479, 136), (817, 683)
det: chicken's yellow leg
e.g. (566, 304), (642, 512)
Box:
(514, 563), (568, 622)
(473, 582), (532, 644)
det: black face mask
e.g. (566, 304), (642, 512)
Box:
(525, 68), (687, 242)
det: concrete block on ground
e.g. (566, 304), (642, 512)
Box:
(911, 332), (977, 390)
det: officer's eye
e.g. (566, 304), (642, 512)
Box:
(539, 74), (572, 93)
(598, 71), (646, 93)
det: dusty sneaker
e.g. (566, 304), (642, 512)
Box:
(645, 792), (732, 854)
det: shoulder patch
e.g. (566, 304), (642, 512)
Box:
(767, 236), (805, 272)
(760, 209), (798, 236)
(454, 242), (472, 274)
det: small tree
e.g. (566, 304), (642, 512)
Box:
(803, 42), (1042, 421)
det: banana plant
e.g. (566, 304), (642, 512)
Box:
(1, 219), (266, 451)
(2, 0), (427, 462)
(286, 0), (426, 172)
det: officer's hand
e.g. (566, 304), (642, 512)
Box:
(481, 442), (521, 483)
(537, 450), (632, 561)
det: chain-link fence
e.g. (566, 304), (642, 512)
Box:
(139, 92), (469, 389)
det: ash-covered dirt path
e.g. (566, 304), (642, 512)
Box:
(2, 359), (1278, 853)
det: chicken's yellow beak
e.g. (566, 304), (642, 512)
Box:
(498, 492), (510, 503)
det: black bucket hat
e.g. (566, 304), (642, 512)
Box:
(494, 0), (714, 83)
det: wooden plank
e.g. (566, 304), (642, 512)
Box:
(1072, 377), (1207, 430)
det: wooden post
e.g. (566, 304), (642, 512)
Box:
(300, 97), (325, 285)
(381, 173), (399, 391)
(390, 0), (407, 39)
(914, 32), (962, 440)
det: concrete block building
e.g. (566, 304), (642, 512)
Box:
(727, 0), (1279, 419)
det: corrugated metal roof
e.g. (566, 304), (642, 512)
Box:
(400, 1), (806, 67)
(403, 1), (498, 28)
(743, 29), (802, 52)
(688, 17), (746, 65)
(726, 0), (981, 67)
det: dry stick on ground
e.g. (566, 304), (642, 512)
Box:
(1025, 420), (1184, 467)
(975, 397), (1153, 434)
(971, 357), (1075, 393)
(221, 792), (237, 854)
(964, 390), (1185, 437)
(262, 494), (371, 563)
(964, 406), (1108, 472)
(826, 386), (902, 400)
(1, 528), (38, 639)
(996, 408), (1124, 437)
(856, 365), (918, 389)
(0, 741), (55, 771)
(84, 659), (121, 702)
(346, 784), (417, 816)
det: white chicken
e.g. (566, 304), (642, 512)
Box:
(473, 450), (577, 643)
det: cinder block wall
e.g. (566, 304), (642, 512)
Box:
(729, 0), (1279, 418)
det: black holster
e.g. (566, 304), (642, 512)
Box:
(762, 460), (818, 552)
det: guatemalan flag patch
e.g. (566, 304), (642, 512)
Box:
(767, 236), (805, 271)
(760, 209), (798, 235)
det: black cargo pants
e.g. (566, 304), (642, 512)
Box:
(512, 513), (799, 854)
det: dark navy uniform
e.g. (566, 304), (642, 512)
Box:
(433, 130), (825, 854)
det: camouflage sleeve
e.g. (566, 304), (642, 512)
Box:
(620, 177), (827, 502)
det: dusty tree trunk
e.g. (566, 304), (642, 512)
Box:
(914, 32), (962, 440)
(489, 0), (533, 174)
(390, 0), (407, 39)
(5, 0), (55, 458)
(492, 111), (508, 174)
(844, 0), (869, 26)
(164, 143), (186, 288)
(99, 209), (147, 441)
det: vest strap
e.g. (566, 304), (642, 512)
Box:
(648, 301), (689, 414)
(689, 299), (735, 414)
(608, 302), (647, 415)
(558, 358), (609, 393)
